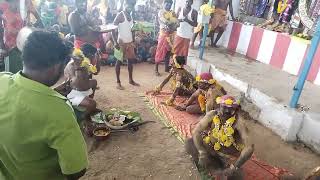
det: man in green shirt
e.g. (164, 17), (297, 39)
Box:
(0, 31), (88, 180)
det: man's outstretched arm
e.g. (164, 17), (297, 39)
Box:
(193, 111), (216, 154)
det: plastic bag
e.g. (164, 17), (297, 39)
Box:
(114, 48), (123, 61)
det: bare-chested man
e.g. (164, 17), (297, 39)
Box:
(185, 95), (254, 179)
(68, 0), (102, 49)
(154, 0), (178, 76)
(174, 0), (197, 61)
(65, 49), (97, 116)
(153, 56), (195, 106)
(176, 72), (226, 114)
(209, 0), (235, 47)
(112, 0), (139, 90)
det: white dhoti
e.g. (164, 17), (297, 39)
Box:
(67, 89), (93, 106)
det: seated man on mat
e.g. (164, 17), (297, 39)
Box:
(66, 48), (98, 117)
(153, 55), (196, 106)
(185, 95), (254, 179)
(176, 72), (226, 114)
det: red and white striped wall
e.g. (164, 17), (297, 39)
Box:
(216, 21), (320, 86)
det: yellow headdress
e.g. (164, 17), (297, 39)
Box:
(195, 72), (216, 84)
(216, 95), (240, 108)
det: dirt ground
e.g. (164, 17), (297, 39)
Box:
(81, 63), (319, 180)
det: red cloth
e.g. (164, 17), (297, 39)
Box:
(155, 31), (174, 63)
(173, 35), (190, 58)
(74, 34), (103, 49)
(0, 2), (24, 50)
(147, 91), (199, 138)
(199, 72), (214, 81)
(146, 92), (292, 179)
(120, 42), (136, 60)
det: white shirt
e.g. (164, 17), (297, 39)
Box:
(177, 8), (195, 39)
(117, 11), (134, 43)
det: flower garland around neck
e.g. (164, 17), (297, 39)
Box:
(73, 48), (97, 74)
(203, 115), (244, 151)
(198, 93), (206, 112)
(163, 11), (178, 23)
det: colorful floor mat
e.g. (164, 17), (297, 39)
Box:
(145, 91), (292, 180)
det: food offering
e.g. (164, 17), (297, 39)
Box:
(92, 127), (111, 141)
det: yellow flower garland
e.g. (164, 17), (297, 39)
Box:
(195, 75), (216, 84)
(203, 115), (244, 151)
(198, 94), (206, 112)
(73, 48), (97, 74)
(277, 0), (288, 13)
(163, 11), (178, 23)
(73, 48), (85, 58)
(81, 57), (98, 74)
(200, 4), (215, 16)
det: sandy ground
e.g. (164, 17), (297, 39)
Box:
(81, 63), (319, 180)
(81, 63), (200, 180)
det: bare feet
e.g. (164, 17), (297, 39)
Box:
(175, 105), (187, 111)
(116, 83), (125, 90)
(155, 71), (161, 76)
(129, 80), (140, 86)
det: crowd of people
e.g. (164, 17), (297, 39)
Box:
(0, 0), (319, 179)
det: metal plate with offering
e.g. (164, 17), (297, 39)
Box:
(98, 24), (118, 33)
(85, 109), (153, 139)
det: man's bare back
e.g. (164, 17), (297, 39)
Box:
(68, 11), (100, 42)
